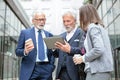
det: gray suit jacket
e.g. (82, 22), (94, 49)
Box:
(84, 23), (114, 73)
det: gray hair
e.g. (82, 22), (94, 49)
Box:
(32, 10), (45, 19)
(62, 9), (77, 20)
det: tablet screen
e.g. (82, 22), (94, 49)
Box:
(43, 36), (65, 49)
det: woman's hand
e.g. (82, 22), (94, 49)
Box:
(73, 55), (83, 65)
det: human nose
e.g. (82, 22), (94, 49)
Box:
(64, 21), (69, 26)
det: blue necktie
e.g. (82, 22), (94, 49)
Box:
(38, 30), (45, 61)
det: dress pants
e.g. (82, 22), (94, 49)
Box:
(86, 72), (111, 80)
(58, 67), (71, 80)
(29, 62), (52, 80)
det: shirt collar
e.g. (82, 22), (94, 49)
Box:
(34, 27), (43, 33)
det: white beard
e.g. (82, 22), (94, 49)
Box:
(37, 25), (44, 30)
(65, 26), (73, 33)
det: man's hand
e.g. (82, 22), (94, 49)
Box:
(55, 41), (71, 53)
(24, 38), (34, 55)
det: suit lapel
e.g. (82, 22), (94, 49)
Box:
(62, 32), (67, 40)
(68, 28), (80, 44)
(30, 27), (37, 49)
(44, 30), (49, 37)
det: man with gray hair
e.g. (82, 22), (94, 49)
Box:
(16, 11), (55, 80)
(54, 10), (86, 80)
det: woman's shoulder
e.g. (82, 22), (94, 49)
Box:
(88, 23), (104, 31)
(88, 23), (99, 29)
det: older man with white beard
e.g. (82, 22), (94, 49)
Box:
(16, 11), (55, 80)
(53, 10), (86, 80)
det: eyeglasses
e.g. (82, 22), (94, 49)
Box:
(34, 18), (46, 21)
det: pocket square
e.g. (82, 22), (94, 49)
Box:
(74, 39), (79, 42)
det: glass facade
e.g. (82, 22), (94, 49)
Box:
(93, 0), (120, 80)
(0, 0), (26, 79)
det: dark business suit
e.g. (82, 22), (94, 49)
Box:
(15, 27), (55, 80)
(54, 28), (85, 80)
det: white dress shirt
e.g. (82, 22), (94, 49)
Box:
(34, 27), (48, 62)
(66, 26), (77, 41)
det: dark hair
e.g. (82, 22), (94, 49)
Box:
(79, 4), (104, 30)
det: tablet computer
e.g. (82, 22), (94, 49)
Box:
(44, 36), (65, 49)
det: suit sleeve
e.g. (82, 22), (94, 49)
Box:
(84, 27), (105, 62)
(15, 30), (25, 57)
(52, 49), (59, 58)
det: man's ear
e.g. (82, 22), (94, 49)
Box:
(32, 19), (34, 24)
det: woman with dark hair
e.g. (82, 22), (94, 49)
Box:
(73, 4), (113, 80)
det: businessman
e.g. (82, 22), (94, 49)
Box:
(54, 10), (85, 80)
(15, 11), (55, 80)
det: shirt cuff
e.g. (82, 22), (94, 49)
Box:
(52, 49), (56, 51)
(82, 55), (85, 62)
(24, 50), (28, 56)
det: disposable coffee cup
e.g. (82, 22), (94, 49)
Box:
(25, 38), (34, 48)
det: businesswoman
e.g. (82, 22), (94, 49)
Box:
(73, 4), (113, 80)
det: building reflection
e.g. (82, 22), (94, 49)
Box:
(0, 0), (30, 79)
